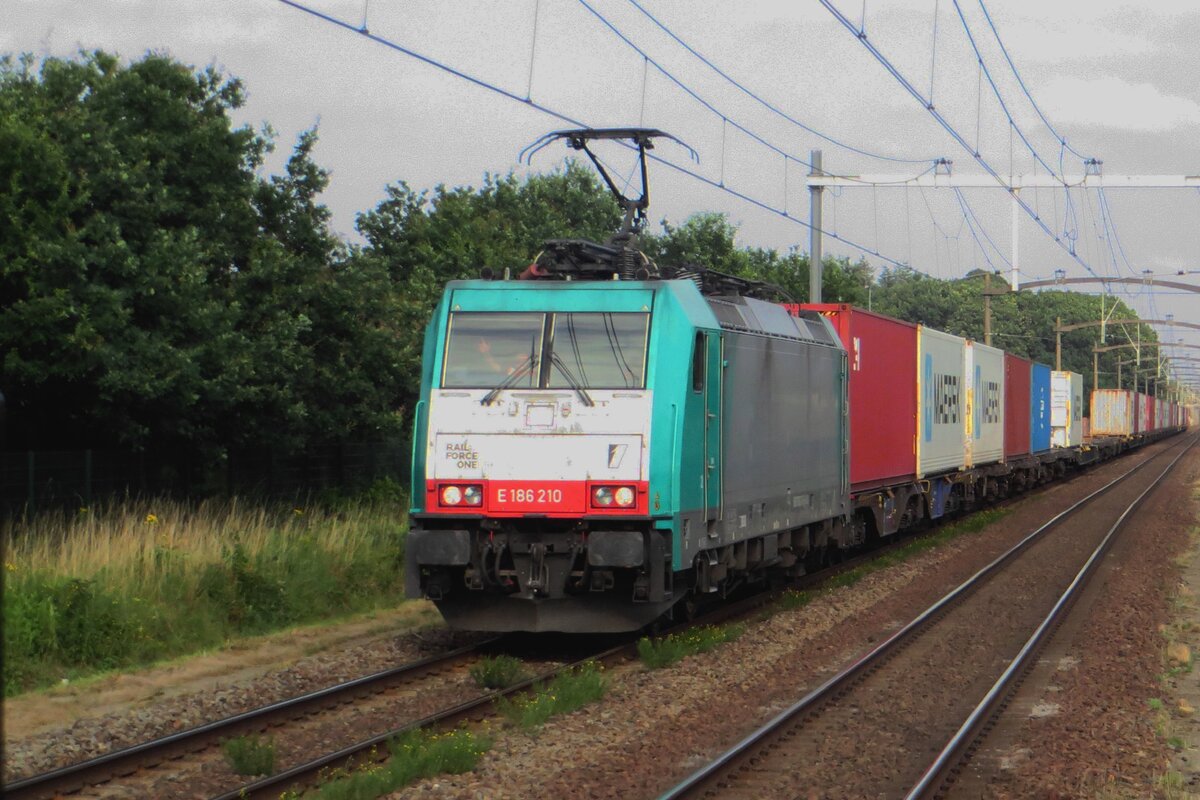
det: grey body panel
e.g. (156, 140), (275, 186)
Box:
(679, 308), (847, 564)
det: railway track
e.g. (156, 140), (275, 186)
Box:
(1, 597), (743, 797)
(659, 433), (1197, 800)
(10, 438), (1178, 799)
(3, 637), (514, 800)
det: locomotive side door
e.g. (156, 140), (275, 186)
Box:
(703, 330), (723, 522)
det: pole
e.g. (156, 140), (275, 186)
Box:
(1010, 189), (1020, 291)
(809, 149), (824, 303)
(1055, 317), (1062, 371)
(983, 272), (992, 347)
(1117, 360), (1122, 389)
(1100, 293), (1106, 344)
(1093, 350), (1099, 392)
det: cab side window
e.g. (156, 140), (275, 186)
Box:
(692, 332), (705, 392)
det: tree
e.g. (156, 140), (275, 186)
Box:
(0, 52), (409, 456)
(640, 211), (873, 304)
(0, 52), (265, 451)
(352, 163), (621, 412)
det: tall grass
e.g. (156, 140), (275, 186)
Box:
(3, 482), (410, 696)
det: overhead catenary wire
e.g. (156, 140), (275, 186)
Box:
(623, 0), (941, 165)
(952, 187), (1006, 272)
(576, 0), (941, 186)
(949, 0), (1082, 186)
(818, 0), (1108, 284)
(274, 0), (911, 269)
(973, 0), (1090, 163)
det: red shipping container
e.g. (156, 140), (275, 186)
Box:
(801, 304), (917, 493)
(1003, 353), (1032, 459)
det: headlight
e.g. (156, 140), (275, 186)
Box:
(440, 484), (483, 507)
(592, 485), (636, 509)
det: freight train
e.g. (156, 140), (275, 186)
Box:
(403, 128), (1188, 632)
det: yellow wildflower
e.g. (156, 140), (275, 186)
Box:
(145, 513), (158, 525)
(4, 561), (16, 572)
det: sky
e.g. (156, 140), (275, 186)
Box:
(6, 0), (1200, 388)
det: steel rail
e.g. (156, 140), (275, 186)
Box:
(211, 582), (800, 800)
(4, 638), (500, 800)
(6, 517), (913, 800)
(905, 434), (1199, 799)
(658, 434), (1193, 800)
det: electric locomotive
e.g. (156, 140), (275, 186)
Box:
(405, 129), (852, 631)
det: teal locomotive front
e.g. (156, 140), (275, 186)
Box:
(406, 279), (708, 632)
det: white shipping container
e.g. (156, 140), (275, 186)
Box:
(1136, 393), (1150, 433)
(966, 341), (1005, 467)
(1051, 371), (1084, 447)
(1090, 389), (1134, 436)
(917, 326), (967, 476)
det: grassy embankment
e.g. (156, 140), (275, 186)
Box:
(3, 483), (409, 696)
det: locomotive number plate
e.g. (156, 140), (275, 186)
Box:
(489, 481), (585, 513)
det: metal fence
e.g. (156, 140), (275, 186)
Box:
(1, 442), (411, 515)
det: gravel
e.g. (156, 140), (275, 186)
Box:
(3, 627), (483, 783)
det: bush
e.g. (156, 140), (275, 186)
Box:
(469, 655), (529, 690)
(494, 661), (607, 730)
(308, 728), (490, 799)
(637, 624), (745, 670)
(223, 734), (276, 776)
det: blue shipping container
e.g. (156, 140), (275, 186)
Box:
(1031, 363), (1052, 453)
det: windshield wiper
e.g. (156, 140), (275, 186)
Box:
(480, 355), (537, 406)
(549, 352), (595, 407)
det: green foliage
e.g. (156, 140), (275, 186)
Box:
(469, 655), (530, 690)
(352, 163), (621, 413)
(222, 734), (276, 776)
(870, 267), (1157, 409)
(636, 623), (745, 669)
(639, 211), (873, 304)
(0, 51), (1169, 465)
(494, 661), (607, 730)
(307, 728), (490, 800)
(0, 51), (405, 456)
(2, 496), (408, 695)
(776, 589), (813, 612)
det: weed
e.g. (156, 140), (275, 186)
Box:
(495, 661), (607, 730)
(775, 589), (812, 611)
(3, 493), (409, 695)
(222, 734), (276, 776)
(1155, 771), (1187, 800)
(308, 728), (489, 799)
(469, 655), (529, 690)
(1148, 697), (1165, 711)
(637, 624), (746, 670)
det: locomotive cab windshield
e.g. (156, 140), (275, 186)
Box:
(442, 311), (650, 391)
